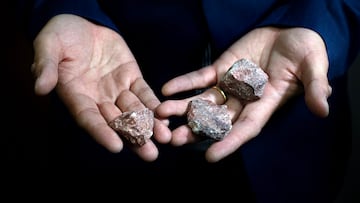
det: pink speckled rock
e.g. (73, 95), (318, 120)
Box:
(187, 98), (232, 140)
(220, 58), (268, 101)
(108, 108), (154, 146)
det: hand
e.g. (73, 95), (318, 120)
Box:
(156, 27), (332, 162)
(31, 14), (171, 161)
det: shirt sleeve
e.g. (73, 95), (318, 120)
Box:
(257, 0), (360, 80)
(27, 0), (119, 40)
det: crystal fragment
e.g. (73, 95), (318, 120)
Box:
(220, 58), (268, 101)
(187, 98), (232, 140)
(108, 108), (154, 146)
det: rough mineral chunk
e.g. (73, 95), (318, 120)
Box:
(108, 108), (154, 146)
(220, 58), (268, 101)
(187, 98), (232, 140)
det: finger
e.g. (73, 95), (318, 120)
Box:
(157, 85), (233, 118)
(300, 52), (332, 117)
(130, 78), (172, 142)
(153, 119), (172, 144)
(32, 34), (61, 95)
(205, 85), (280, 162)
(131, 77), (161, 111)
(200, 86), (245, 119)
(156, 95), (206, 146)
(98, 101), (122, 122)
(156, 99), (192, 118)
(128, 140), (159, 162)
(205, 117), (259, 163)
(200, 86), (228, 105)
(197, 87), (245, 122)
(116, 90), (146, 112)
(304, 79), (332, 117)
(64, 95), (123, 153)
(161, 66), (217, 96)
(170, 125), (199, 146)
(225, 97), (243, 122)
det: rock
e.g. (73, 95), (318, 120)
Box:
(108, 108), (154, 146)
(187, 98), (232, 140)
(220, 58), (268, 101)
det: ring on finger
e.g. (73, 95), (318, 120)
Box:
(211, 85), (227, 102)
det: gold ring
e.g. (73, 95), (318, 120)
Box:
(212, 86), (227, 102)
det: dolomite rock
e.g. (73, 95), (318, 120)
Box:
(108, 108), (154, 146)
(187, 98), (232, 140)
(220, 58), (268, 101)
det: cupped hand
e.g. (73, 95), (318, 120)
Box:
(157, 27), (332, 162)
(31, 14), (171, 161)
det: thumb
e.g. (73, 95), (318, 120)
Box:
(301, 52), (332, 117)
(31, 35), (60, 95)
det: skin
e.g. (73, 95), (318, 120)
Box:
(32, 14), (331, 163)
(32, 14), (172, 162)
(157, 27), (332, 163)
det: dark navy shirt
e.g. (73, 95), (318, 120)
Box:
(22, 1), (360, 202)
(27, 1), (360, 85)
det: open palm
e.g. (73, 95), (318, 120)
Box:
(157, 27), (332, 162)
(32, 14), (171, 161)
